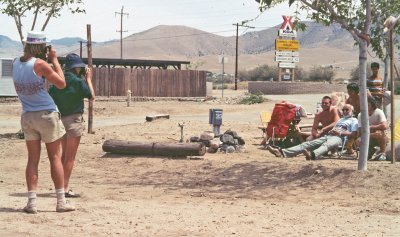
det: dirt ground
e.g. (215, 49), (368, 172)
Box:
(1, 90), (400, 237)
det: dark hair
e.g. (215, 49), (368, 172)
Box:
(322, 96), (332, 103)
(371, 62), (380, 69)
(347, 82), (359, 93)
(367, 96), (378, 110)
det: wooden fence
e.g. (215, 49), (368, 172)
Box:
(92, 68), (206, 97)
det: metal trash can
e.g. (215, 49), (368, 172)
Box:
(209, 109), (223, 135)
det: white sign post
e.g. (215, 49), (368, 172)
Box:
(275, 15), (300, 82)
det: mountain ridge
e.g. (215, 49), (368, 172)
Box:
(0, 22), (358, 77)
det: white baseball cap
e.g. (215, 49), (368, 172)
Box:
(26, 31), (48, 44)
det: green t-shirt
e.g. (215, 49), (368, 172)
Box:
(49, 71), (92, 117)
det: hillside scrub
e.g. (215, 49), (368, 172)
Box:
(238, 64), (332, 82)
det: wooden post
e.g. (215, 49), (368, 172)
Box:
(87, 24), (94, 134)
(127, 89), (131, 107)
(389, 29), (395, 163)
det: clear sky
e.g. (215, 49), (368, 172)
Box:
(0, 0), (305, 42)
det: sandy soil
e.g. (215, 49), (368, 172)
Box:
(1, 91), (400, 237)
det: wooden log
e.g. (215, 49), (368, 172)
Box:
(145, 114), (170, 122)
(102, 139), (206, 156)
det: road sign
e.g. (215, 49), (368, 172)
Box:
(280, 16), (293, 31)
(283, 74), (291, 80)
(279, 62), (296, 68)
(275, 56), (300, 63)
(279, 29), (297, 37)
(275, 39), (299, 51)
(275, 51), (299, 57)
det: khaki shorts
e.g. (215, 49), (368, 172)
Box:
(62, 113), (85, 138)
(21, 111), (65, 143)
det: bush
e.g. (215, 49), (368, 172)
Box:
(213, 84), (228, 90)
(238, 64), (279, 81)
(238, 93), (264, 105)
(350, 64), (372, 82)
(306, 66), (335, 82)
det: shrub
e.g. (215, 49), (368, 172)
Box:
(238, 92), (264, 105)
(306, 66), (335, 82)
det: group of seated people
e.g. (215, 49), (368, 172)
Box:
(265, 82), (388, 161)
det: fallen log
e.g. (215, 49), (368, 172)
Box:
(145, 114), (170, 122)
(102, 139), (206, 157)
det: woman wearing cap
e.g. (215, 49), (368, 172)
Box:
(12, 31), (75, 213)
(49, 53), (95, 198)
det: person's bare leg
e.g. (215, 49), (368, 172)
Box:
(62, 136), (81, 192)
(25, 140), (41, 191)
(45, 139), (75, 212)
(24, 140), (41, 214)
(45, 139), (64, 189)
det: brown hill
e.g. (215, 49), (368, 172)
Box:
(91, 22), (360, 78)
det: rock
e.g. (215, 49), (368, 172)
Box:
(190, 136), (200, 142)
(226, 146), (236, 153)
(200, 132), (214, 141)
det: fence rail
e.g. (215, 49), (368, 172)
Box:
(92, 68), (206, 97)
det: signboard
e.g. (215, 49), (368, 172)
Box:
(280, 16), (293, 31)
(283, 74), (291, 80)
(279, 29), (297, 37)
(279, 62), (296, 68)
(275, 39), (299, 51)
(275, 51), (299, 57)
(275, 56), (300, 63)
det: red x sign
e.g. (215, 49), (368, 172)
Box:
(280, 16), (293, 31)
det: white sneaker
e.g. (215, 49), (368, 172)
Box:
(23, 205), (37, 214)
(56, 201), (76, 213)
(374, 153), (387, 161)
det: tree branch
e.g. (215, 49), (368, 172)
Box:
(31, 4), (40, 31)
(41, 1), (57, 31)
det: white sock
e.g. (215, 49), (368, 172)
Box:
(56, 189), (66, 204)
(27, 191), (37, 207)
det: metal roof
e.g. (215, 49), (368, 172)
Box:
(58, 57), (190, 70)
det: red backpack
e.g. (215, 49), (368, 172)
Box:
(266, 102), (296, 139)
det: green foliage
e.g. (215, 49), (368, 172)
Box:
(350, 63), (373, 82)
(238, 93), (265, 105)
(256, 0), (400, 62)
(238, 64), (278, 81)
(0, 0), (86, 44)
(213, 84), (228, 90)
(306, 66), (335, 83)
(186, 60), (205, 70)
(238, 64), (306, 82)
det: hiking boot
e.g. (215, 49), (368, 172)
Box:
(23, 205), (37, 214)
(56, 201), (76, 213)
(266, 145), (283, 157)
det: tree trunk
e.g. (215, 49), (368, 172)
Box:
(102, 140), (206, 157)
(357, 41), (370, 171)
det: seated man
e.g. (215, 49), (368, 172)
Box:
(357, 97), (388, 161)
(307, 96), (340, 141)
(266, 104), (358, 160)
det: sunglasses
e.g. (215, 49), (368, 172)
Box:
(342, 108), (350, 112)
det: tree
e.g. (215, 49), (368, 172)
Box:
(0, 0), (85, 44)
(256, 0), (372, 170)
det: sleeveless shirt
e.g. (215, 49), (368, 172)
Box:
(12, 57), (58, 112)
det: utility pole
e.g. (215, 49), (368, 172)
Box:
(233, 22), (254, 90)
(115, 6), (129, 59)
(78, 40), (87, 58)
